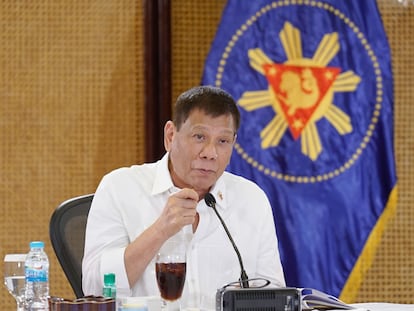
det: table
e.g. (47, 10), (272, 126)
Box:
(347, 303), (414, 311)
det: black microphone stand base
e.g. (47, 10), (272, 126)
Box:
(216, 287), (301, 311)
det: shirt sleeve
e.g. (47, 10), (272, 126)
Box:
(82, 173), (131, 295)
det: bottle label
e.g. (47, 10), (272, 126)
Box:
(25, 266), (48, 282)
(103, 286), (116, 298)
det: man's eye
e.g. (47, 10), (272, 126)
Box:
(219, 137), (233, 144)
(194, 134), (205, 140)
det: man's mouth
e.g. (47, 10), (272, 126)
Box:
(195, 167), (215, 174)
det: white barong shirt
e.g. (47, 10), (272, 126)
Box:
(82, 153), (285, 309)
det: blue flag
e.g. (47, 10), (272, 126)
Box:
(202, 0), (397, 300)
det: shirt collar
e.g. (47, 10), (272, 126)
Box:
(152, 153), (175, 195)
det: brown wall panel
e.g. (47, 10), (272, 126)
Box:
(0, 1), (144, 309)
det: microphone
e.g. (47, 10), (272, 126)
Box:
(204, 193), (249, 288)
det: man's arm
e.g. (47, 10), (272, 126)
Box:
(124, 188), (198, 286)
(82, 182), (198, 294)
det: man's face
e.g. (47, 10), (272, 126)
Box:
(164, 109), (236, 197)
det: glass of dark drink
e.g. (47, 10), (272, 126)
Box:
(155, 241), (186, 311)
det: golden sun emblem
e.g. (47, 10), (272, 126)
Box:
(238, 22), (361, 161)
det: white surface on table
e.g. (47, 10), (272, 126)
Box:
(348, 303), (414, 311)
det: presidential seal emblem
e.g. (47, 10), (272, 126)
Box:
(209, 1), (384, 183)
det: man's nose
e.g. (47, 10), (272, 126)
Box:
(199, 141), (218, 160)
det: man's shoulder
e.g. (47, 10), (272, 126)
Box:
(103, 161), (158, 181)
(221, 172), (271, 210)
(222, 171), (263, 191)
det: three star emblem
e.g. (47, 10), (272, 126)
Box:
(238, 22), (361, 160)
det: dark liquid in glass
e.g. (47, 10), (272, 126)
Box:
(156, 262), (186, 301)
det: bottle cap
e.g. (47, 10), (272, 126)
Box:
(104, 273), (116, 285)
(30, 241), (45, 248)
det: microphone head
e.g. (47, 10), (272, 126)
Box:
(204, 193), (216, 208)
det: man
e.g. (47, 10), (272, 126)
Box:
(82, 85), (285, 309)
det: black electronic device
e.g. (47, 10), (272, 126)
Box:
(216, 287), (301, 311)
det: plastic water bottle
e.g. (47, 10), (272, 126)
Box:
(25, 241), (49, 311)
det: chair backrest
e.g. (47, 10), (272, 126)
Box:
(49, 193), (94, 298)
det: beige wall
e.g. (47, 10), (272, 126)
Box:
(1, 1), (413, 309)
(0, 1), (144, 309)
(356, 1), (414, 302)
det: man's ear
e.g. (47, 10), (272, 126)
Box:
(164, 121), (175, 152)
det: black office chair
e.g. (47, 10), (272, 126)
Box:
(49, 193), (94, 298)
